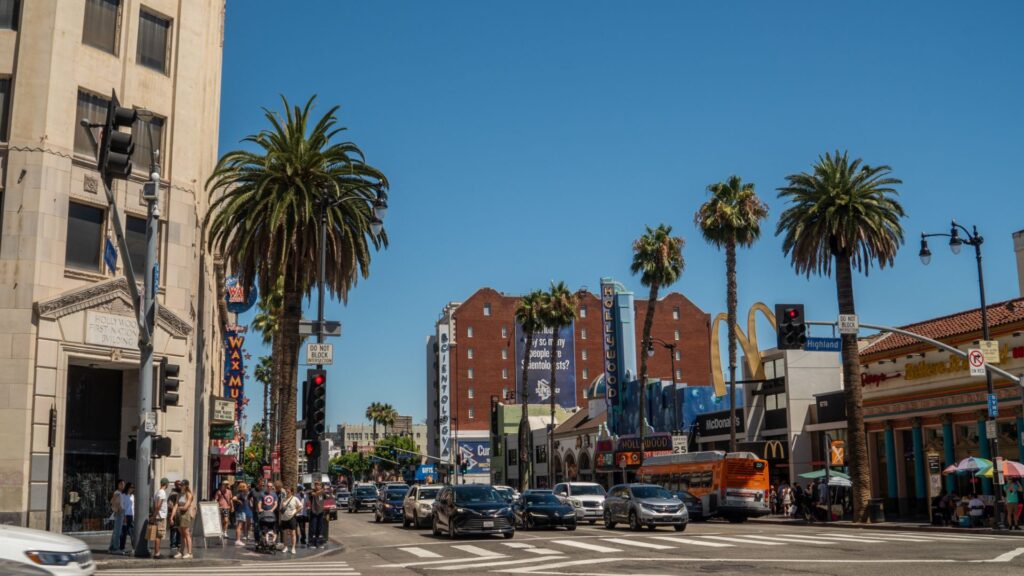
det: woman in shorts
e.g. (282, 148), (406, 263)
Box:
(279, 486), (302, 555)
(173, 480), (195, 559)
(233, 481), (252, 545)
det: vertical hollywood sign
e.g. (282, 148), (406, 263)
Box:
(438, 323), (452, 460)
(602, 282), (620, 411)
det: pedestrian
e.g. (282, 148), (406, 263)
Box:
(168, 480), (182, 551)
(215, 481), (233, 538)
(233, 481), (251, 546)
(308, 481), (325, 549)
(968, 493), (985, 527)
(295, 486), (308, 547)
(279, 486), (302, 555)
(781, 485), (793, 517)
(1004, 479), (1021, 530)
(274, 481), (285, 542)
(173, 480), (194, 559)
(257, 481), (278, 548)
(119, 483), (135, 552)
(769, 484), (777, 515)
(250, 478), (265, 543)
(149, 478), (169, 559)
(108, 479), (125, 553)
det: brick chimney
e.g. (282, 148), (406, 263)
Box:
(1015, 229), (1024, 298)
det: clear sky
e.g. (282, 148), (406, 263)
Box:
(220, 1), (1024, 431)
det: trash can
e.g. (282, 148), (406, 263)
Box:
(868, 498), (886, 523)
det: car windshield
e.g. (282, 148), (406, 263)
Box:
(525, 493), (561, 505)
(569, 484), (605, 496)
(453, 486), (501, 504)
(337, 491), (350, 496)
(386, 488), (407, 499)
(631, 486), (673, 499)
(355, 488), (376, 497)
(418, 487), (441, 500)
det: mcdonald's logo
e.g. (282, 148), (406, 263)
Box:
(710, 302), (777, 397)
(764, 439), (786, 460)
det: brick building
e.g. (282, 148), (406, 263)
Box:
(426, 286), (712, 475)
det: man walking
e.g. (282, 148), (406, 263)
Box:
(107, 479), (125, 553)
(308, 481), (325, 549)
(149, 478), (169, 559)
(216, 481), (233, 538)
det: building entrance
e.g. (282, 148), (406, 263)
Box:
(62, 366), (123, 533)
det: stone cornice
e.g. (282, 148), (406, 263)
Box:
(35, 277), (192, 338)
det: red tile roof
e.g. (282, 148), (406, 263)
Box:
(859, 297), (1024, 357)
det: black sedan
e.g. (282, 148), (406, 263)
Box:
(514, 492), (577, 530)
(348, 485), (379, 513)
(375, 486), (409, 523)
(432, 485), (514, 539)
(672, 490), (704, 521)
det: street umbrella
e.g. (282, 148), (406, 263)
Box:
(798, 469), (850, 481)
(976, 459), (1024, 479)
(941, 464), (959, 476)
(955, 456), (993, 473)
(826, 475), (852, 487)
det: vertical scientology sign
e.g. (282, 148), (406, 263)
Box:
(438, 323), (452, 460)
(516, 323), (577, 408)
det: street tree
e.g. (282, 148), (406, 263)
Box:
(514, 289), (546, 492)
(379, 403), (398, 437)
(366, 402), (385, 442)
(206, 96), (389, 489)
(540, 281), (578, 475)
(695, 176), (769, 452)
(253, 356), (273, 459)
(776, 150), (904, 523)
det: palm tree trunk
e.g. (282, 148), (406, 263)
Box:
(278, 273), (303, 490)
(549, 326), (558, 484)
(638, 283), (659, 466)
(835, 251), (870, 523)
(269, 335), (283, 471)
(726, 241), (738, 453)
(519, 330), (534, 492)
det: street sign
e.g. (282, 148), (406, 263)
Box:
(104, 238), (118, 274)
(985, 419), (997, 439)
(838, 314), (859, 335)
(210, 424), (234, 440)
(830, 440), (845, 466)
(968, 348), (986, 377)
(306, 343), (334, 365)
(805, 337), (841, 352)
(672, 434), (688, 455)
(980, 340), (1000, 364)
(988, 393), (999, 419)
(211, 397), (235, 424)
(299, 320), (342, 337)
(143, 411), (157, 433)
(152, 263), (159, 297)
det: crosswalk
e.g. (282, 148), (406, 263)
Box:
(99, 560), (359, 574)
(375, 530), (1006, 570)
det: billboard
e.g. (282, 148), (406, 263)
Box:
(458, 440), (491, 475)
(515, 323), (576, 408)
(438, 323), (452, 459)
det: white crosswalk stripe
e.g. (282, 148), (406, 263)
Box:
(787, 533), (886, 544)
(503, 542), (535, 548)
(701, 535), (785, 545)
(650, 536), (734, 548)
(551, 539), (623, 553)
(451, 543), (504, 557)
(743, 534), (835, 545)
(602, 537), (674, 550)
(819, 532), (935, 543)
(398, 546), (442, 557)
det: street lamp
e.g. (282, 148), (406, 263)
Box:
(645, 337), (682, 433)
(919, 220), (1003, 528)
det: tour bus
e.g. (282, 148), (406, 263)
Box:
(638, 451), (770, 522)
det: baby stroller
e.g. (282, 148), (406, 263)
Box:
(254, 516), (278, 554)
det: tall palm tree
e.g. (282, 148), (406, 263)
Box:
(254, 356), (273, 462)
(695, 176), (769, 452)
(251, 280), (284, 456)
(541, 281), (578, 483)
(206, 96), (389, 488)
(380, 404), (398, 437)
(630, 224), (685, 465)
(515, 290), (546, 492)
(365, 402), (384, 443)
(776, 150), (904, 523)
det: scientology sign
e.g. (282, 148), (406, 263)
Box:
(515, 323), (577, 408)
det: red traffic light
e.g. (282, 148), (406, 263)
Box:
(787, 308), (798, 319)
(304, 441), (317, 456)
(313, 374), (325, 386)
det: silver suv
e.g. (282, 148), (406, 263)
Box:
(552, 482), (606, 524)
(603, 483), (687, 531)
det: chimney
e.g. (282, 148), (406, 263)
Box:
(1015, 229), (1024, 298)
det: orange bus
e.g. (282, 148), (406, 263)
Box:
(638, 451), (770, 522)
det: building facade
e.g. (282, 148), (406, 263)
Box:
(0, 0), (225, 531)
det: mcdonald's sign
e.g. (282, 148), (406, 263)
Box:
(710, 303), (777, 397)
(764, 439), (786, 460)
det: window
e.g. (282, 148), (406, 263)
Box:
(467, 368), (474, 380)
(675, 369), (682, 380)
(467, 326), (473, 338)
(501, 326), (508, 338)
(674, 350), (681, 361)
(468, 388), (474, 399)
(483, 303), (491, 316)
(582, 368), (589, 380)
(674, 330), (680, 341)
(580, 306), (587, 318)
(75, 90), (109, 156)
(125, 215), (147, 279)
(0, 77), (10, 141)
(82, 0), (119, 54)
(132, 114), (164, 173)
(672, 307), (680, 320)
(502, 368), (508, 380)
(502, 386), (509, 400)
(581, 328), (587, 340)
(137, 8), (171, 73)
(0, 0), (17, 30)
(501, 349), (508, 360)
(467, 348), (474, 360)
(468, 408), (475, 419)
(65, 202), (105, 270)
(581, 349), (588, 361)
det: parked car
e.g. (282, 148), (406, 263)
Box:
(432, 484), (514, 539)
(553, 482), (606, 525)
(335, 489), (351, 508)
(513, 491), (577, 530)
(323, 487), (338, 520)
(520, 489), (553, 498)
(493, 485), (519, 504)
(672, 490), (704, 520)
(603, 483), (687, 531)
(403, 484), (443, 528)
(348, 484), (379, 513)
(0, 524), (95, 575)
(375, 485), (409, 523)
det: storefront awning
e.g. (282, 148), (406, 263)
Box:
(212, 455), (237, 474)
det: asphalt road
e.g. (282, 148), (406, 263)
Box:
(332, 509), (1024, 576)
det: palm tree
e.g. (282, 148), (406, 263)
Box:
(379, 404), (398, 437)
(206, 96), (389, 488)
(541, 281), (578, 483)
(695, 176), (769, 452)
(251, 281), (283, 456)
(365, 402), (384, 444)
(515, 289), (546, 492)
(776, 150), (904, 523)
(253, 356), (273, 461)
(630, 224), (685, 465)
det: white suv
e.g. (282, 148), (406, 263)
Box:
(0, 524), (94, 575)
(553, 482), (606, 524)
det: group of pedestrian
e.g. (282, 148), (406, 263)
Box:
(145, 477), (194, 559)
(106, 480), (135, 554)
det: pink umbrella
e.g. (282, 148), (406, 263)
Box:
(941, 464), (958, 476)
(1004, 460), (1024, 478)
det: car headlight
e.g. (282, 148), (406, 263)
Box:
(569, 498), (582, 508)
(25, 551), (74, 566)
(419, 502), (432, 511)
(497, 507), (511, 516)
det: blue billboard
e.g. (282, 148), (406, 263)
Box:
(516, 323), (577, 408)
(609, 381), (744, 436)
(457, 440), (491, 475)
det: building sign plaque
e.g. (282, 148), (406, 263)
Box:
(86, 311), (138, 349)
(211, 397), (235, 424)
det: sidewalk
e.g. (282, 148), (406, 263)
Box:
(752, 514), (1024, 536)
(80, 527), (344, 570)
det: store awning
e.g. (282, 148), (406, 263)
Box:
(212, 455), (237, 474)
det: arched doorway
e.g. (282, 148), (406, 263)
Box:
(565, 452), (578, 482)
(578, 451), (593, 482)
(551, 453), (563, 485)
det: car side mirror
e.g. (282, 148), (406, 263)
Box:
(622, 493), (631, 500)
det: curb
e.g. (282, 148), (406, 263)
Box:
(93, 541), (345, 569)
(750, 517), (1024, 537)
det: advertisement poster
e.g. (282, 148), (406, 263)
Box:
(457, 440), (491, 475)
(438, 324), (452, 459)
(515, 323), (576, 408)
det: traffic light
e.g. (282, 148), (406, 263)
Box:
(159, 358), (181, 411)
(127, 436), (137, 460)
(305, 369), (327, 438)
(304, 440), (320, 461)
(152, 435), (172, 458)
(97, 90), (137, 180)
(775, 304), (807, 350)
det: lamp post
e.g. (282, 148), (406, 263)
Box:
(646, 337), (682, 433)
(919, 220), (1003, 528)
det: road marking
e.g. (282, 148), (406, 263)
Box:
(601, 537), (674, 550)
(819, 532), (934, 543)
(649, 536), (733, 548)
(787, 533), (885, 543)
(99, 566), (359, 576)
(891, 531), (997, 541)
(504, 542), (535, 548)
(425, 556), (559, 571)
(451, 544), (504, 557)
(494, 556), (964, 574)
(399, 546), (442, 558)
(742, 534), (834, 545)
(374, 556), (508, 569)
(987, 548), (1024, 562)
(700, 535), (784, 545)
(550, 539), (622, 553)
(523, 547), (565, 555)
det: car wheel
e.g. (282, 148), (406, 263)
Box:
(525, 516), (535, 530)
(589, 519), (596, 525)
(432, 516), (440, 536)
(448, 519), (457, 539)
(503, 530), (515, 539)
(566, 524), (576, 531)
(727, 515), (747, 524)
(629, 510), (642, 532)
(646, 524), (657, 531)
(604, 510), (616, 529)
(674, 523), (687, 532)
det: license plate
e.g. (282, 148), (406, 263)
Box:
(482, 520), (494, 528)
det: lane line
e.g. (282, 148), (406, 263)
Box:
(601, 537), (674, 550)
(987, 547), (1024, 562)
(785, 533), (886, 543)
(494, 556), (963, 574)
(741, 534), (834, 545)
(649, 536), (733, 548)
(374, 555), (509, 568)
(523, 547), (565, 555)
(549, 539), (622, 553)
(425, 556), (558, 571)
(701, 535), (784, 546)
(451, 544), (504, 557)
(399, 546), (443, 558)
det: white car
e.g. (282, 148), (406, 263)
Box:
(402, 484), (443, 528)
(553, 482), (607, 524)
(0, 524), (95, 575)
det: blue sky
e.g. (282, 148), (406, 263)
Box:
(220, 1), (1024, 430)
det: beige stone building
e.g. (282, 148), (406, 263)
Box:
(0, 0), (226, 531)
